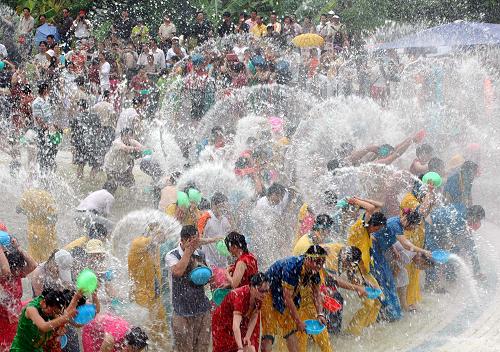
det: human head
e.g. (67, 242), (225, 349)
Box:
(401, 208), (422, 230)
(366, 212), (387, 234)
(461, 160), (478, 183)
(249, 272), (269, 301)
(223, 11), (231, 21)
(250, 10), (257, 20)
(428, 157), (445, 176)
(171, 36), (180, 46)
(416, 143), (434, 163)
(326, 159), (340, 174)
(149, 38), (158, 49)
(77, 99), (89, 111)
(196, 11), (204, 22)
(304, 245), (327, 273)
(23, 7), (30, 17)
(320, 14), (327, 23)
(79, 10), (86, 18)
(338, 246), (362, 273)
(4, 246), (27, 276)
(164, 15), (171, 23)
(39, 41), (48, 53)
(311, 214), (333, 243)
(467, 205), (485, 231)
(120, 127), (134, 144)
(267, 183), (286, 205)
(256, 15), (263, 25)
(180, 225), (198, 247)
(211, 192), (228, 214)
(270, 12), (277, 23)
(225, 231), (249, 256)
(85, 239), (107, 266)
(122, 10), (129, 19)
(132, 95), (145, 109)
(103, 180), (117, 195)
(46, 34), (55, 45)
(40, 288), (71, 317)
(88, 223), (108, 241)
(124, 326), (148, 351)
(331, 14), (340, 25)
(37, 81), (49, 96)
(39, 15), (46, 25)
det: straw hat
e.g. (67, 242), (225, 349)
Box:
(85, 239), (107, 254)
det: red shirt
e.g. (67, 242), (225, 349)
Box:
(233, 252), (258, 287)
(0, 276), (23, 348)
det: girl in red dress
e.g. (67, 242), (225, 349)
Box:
(212, 273), (269, 352)
(225, 232), (258, 288)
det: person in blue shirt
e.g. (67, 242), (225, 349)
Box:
(371, 210), (431, 321)
(444, 161), (478, 206)
(261, 245), (327, 352)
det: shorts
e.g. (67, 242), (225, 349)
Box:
(261, 294), (297, 340)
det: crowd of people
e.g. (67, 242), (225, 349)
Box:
(0, 4), (490, 352)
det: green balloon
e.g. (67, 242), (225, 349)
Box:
(50, 132), (62, 145)
(422, 172), (442, 188)
(216, 240), (230, 257)
(188, 189), (202, 204)
(177, 191), (190, 208)
(142, 149), (153, 156)
(76, 269), (98, 294)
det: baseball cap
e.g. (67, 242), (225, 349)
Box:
(54, 249), (73, 283)
(46, 49), (55, 57)
(85, 239), (107, 254)
(332, 15), (340, 19)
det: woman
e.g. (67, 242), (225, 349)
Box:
(0, 237), (37, 350)
(225, 232), (258, 289)
(10, 288), (81, 352)
(212, 273), (269, 352)
(82, 313), (148, 352)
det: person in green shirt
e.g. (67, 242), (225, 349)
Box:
(10, 289), (81, 351)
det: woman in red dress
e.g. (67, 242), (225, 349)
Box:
(225, 232), (258, 288)
(212, 273), (269, 352)
(0, 236), (37, 351)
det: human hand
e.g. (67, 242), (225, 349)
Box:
(10, 236), (20, 250)
(295, 319), (306, 332)
(317, 314), (327, 326)
(356, 286), (367, 297)
(243, 335), (251, 346)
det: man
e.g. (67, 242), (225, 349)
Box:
(114, 10), (134, 40)
(17, 7), (35, 59)
(166, 36), (187, 62)
(316, 14), (331, 39)
(165, 225), (211, 352)
(250, 16), (267, 38)
(235, 13), (250, 33)
(115, 96), (144, 138)
(190, 12), (213, 46)
(131, 17), (150, 46)
(198, 192), (231, 268)
(444, 160), (478, 206)
(218, 12), (235, 37)
(149, 38), (166, 70)
(57, 8), (73, 45)
(92, 90), (117, 163)
(71, 10), (92, 41)
(255, 183), (290, 217)
(261, 245), (327, 352)
(75, 181), (117, 232)
(32, 81), (58, 173)
(330, 15), (348, 48)
(158, 15), (177, 51)
(245, 10), (258, 30)
(34, 41), (50, 69)
(46, 34), (57, 49)
(269, 12), (281, 34)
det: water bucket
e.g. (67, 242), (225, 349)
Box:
(304, 319), (326, 335)
(190, 266), (212, 286)
(432, 249), (450, 264)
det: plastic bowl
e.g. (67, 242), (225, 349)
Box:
(432, 250), (450, 264)
(190, 266), (212, 286)
(73, 304), (96, 325)
(0, 231), (11, 247)
(60, 335), (68, 349)
(304, 319), (326, 335)
(365, 287), (383, 299)
(212, 288), (231, 306)
(323, 296), (342, 312)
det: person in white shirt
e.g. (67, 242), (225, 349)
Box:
(158, 16), (177, 51)
(149, 38), (166, 69)
(17, 7), (35, 59)
(166, 37), (187, 62)
(34, 41), (50, 69)
(254, 182), (290, 217)
(71, 10), (93, 40)
(245, 10), (258, 29)
(75, 181), (117, 231)
(199, 192), (231, 268)
(136, 44), (151, 67)
(316, 13), (332, 39)
(104, 128), (145, 188)
(98, 52), (111, 91)
(115, 96), (144, 138)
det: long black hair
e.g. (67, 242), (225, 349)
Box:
(225, 231), (249, 254)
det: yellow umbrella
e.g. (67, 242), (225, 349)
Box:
(292, 33), (325, 48)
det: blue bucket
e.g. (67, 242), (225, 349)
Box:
(60, 335), (68, 349)
(304, 319), (325, 335)
(73, 304), (96, 325)
(190, 266), (212, 286)
(0, 231), (11, 247)
(365, 287), (382, 299)
(432, 250), (450, 264)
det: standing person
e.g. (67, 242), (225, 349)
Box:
(444, 160), (478, 206)
(158, 15), (177, 51)
(166, 37), (187, 63)
(82, 314), (148, 352)
(74, 181), (117, 232)
(16, 187), (58, 263)
(212, 273), (269, 352)
(114, 10), (135, 41)
(56, 8), (73, 47)
(198, 192), (231, 269)
(190, 12), (213, 47)
(32, 81), (60, 174)
(115, 96), (144, 138)
(149, 39), (166, 70)
(224, 232), (258, 289)
(9, 289), (80, 352)
(261, 245), (327, 352)
(218, 12), (236, 37)
(71, 10), (92, 42)
(30, 249), (74, 296)
(245, 11), (258, 30)
(98, 52), (111, 92)
(165, 225), (211, 352)
(250, 16), (267, 38)
(329, 15), (348, 48)
(17, 7), (35, 60)
(91, 90), (117, 165)
(235, 13), (250, 34)
(268, 12), (281, 34)
(0, 237), (38, 350)
(316, 14), (331, 40)
(409, 144), (434, 175)
(131, 18), (150, 47)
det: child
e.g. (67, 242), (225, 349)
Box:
(410, 144), (434, 175)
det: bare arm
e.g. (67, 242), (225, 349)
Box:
(397, 235), (430, 256)
(376, 136), (413, 165)
(311, 284), (323, 316)
(226, 261), (247, 289)
(11, 238), (37, 276)
(283, 287), (302, 326)
(232, 312), (244, 350)
(348, 145), (379, 165)
(334, 277), (366, 297)
(26, 291), (80, 333)
(244, 309), (260, 345)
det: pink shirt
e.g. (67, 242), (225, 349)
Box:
(82, 314), (130, 352)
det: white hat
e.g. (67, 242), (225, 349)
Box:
(172, 36), (180, 41)
(328, 10), (335, 15)
(332, 14), (340, 19)
(46, 49), (55, 57)
(54, 249), (73, 283)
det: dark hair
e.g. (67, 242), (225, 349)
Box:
(39, 41), (48, 47)
(416, 144), (433, 157)
(198, 198), (211, 211)
(250, 272), (268, 286)
(428, 157), (444, 173)
(120, 127), (133, 137)
(125, 327), (148, 348)
(404, 209), (422, 225)
(102, 90), (111, 99)
(327, 159), (340, 172)
(103, 180), (117, 194)
(223, 11), (231, 17)
(89, 223), (108, 240)
(62, 289), (86, 307)
(169, 171), (181, 185)
(225, 231), (248, 253)
(63, 7), (70, 12)
(70, 247), (87, 262)
(132, 96), (144, 106)
(37, 81), (49, 95)
(180, 225), (198, 240)
(313, 214), (333, 231)
(305, 244), (327, 257)
(467, 205), (485, 221)
(42, 288), (71, 310)
(77, 99), (88, 110)
(5, 247), (27, 273)
(368, 212), (387, 227)
(323, 190), (337, 206)
(23, 7), (30, 12)
(267, 183), (286, 198)
(74, 76), (85, 87)
(461, 160), (478, 177)
(341, 246), (362, 264)
(46, 34), (55, 40)
(39, 15), (46, 20)
(211, 192), (228, 207)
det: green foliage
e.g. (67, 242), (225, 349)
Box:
(12, 0), (93, 23)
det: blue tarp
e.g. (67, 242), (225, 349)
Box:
(34, 24), (60, 46)
(377, 22), (500, 50)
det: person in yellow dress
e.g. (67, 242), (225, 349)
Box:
(399, 180), (435, 310)
(16, 187), (58, 262)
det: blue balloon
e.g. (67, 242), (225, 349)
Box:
(365, 286), (383, 299)
(432, 250), (450, 264)
(60, 335), (68, 349)
(73, 304), (96, 325)
(0, 231), (10, 246)
(304, 319), (325, 335)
